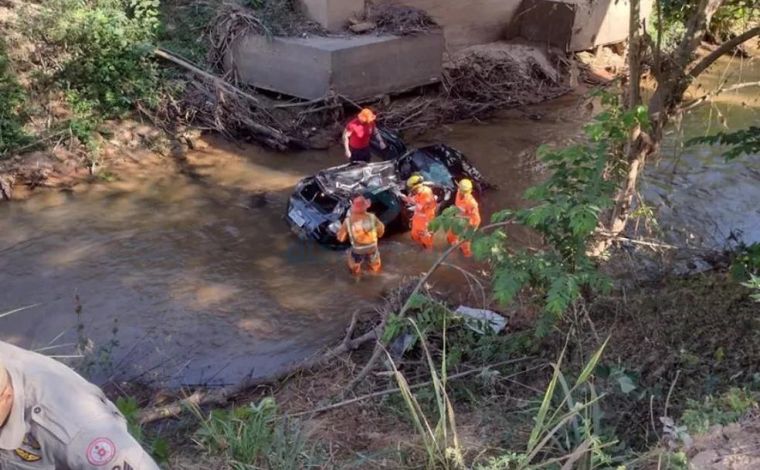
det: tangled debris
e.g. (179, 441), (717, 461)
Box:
(382, 43), (570, 132)
(368, 4), (439, 35)
(207, 2), (326, 69)
(155, 4), (566, 151)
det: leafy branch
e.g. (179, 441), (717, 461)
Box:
(687, 126), (760, 161)
(433, 93), (649, 336)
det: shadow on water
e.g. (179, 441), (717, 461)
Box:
(0, 93), (601, 387)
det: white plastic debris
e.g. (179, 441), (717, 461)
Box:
(455, 306), (508, 334)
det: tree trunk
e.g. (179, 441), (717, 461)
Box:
(594, 0), (731, 254)
(627, 0), (642, 109)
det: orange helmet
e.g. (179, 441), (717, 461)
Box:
(357, 108), (376, 124)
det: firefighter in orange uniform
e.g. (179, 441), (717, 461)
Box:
(337, 195), (385, 275)
(405, 174), (437, 250)
(446, 178), (481, 257)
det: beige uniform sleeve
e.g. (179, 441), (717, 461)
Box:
(64, 422), (160, 470)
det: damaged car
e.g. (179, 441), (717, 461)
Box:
(286, 131), (488, 246)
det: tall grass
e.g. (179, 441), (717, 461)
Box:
(478, 339), (615, 470)
(189, 397), (313, 470)
(387, 318), (465, 470)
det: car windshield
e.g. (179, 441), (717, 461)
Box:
(299, 179), (339, 213)
(411, 153), (451, 185)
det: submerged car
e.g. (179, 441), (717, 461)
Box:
(286, 131), (488, 246)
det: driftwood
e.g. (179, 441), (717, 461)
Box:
(138, 322), (381, 424)
(153, 47), (311, 150)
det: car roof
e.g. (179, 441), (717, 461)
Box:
(315, 161), (399, 197)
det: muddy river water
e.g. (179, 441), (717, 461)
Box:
(1, 57), (757, 387)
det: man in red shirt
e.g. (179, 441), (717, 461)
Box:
(342, 108), (386, 163)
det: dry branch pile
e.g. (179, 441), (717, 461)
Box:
(382, 45), (570, 132)
(207, 4), (269, 71)
(249, 0), (326, 37)
(207, 2), (326, 70)
(368, 4), (439, 35)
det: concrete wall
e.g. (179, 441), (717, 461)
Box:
(230, 35), (333, 99)
(375, 0), (521, 51)
(376, 0), (653, 51)
(331, 33), (444, 98)
(570, 0), (654, 51)
(230, 33), (444, 100)
(299, 0), (364, 31)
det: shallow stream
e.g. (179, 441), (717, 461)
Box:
(1, 54), (757, 386)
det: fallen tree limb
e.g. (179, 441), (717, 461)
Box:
(679, 80), (760, 112)
(688, 26), (760, 79)
(281, 357), (538, 420)
(137, 323), (382, 424)
(154, 48), (262, 106)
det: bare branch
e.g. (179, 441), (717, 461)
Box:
(680, 80), (760, 112)
(689, 26), (760, 78)
(281, 357), (535, 420)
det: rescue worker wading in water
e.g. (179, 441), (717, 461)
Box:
(405, 174), (437, 250)
(337, 195), (386, 275)
(446, 178), (481, 257)
(342, 108), (386, 163)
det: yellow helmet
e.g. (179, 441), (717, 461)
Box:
(407, 174), (424, 189)
(458, 178), (473, 193)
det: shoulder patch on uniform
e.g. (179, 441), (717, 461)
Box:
(86, 437), (117, 466)
(15, 447), (42, 462)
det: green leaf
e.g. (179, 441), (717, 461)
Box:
(575, 337), (610, 386)
(616, 374), (637, 395)
(490, 209), (514, 223)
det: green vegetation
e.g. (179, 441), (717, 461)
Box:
(14, 0), (162, 158)
(116, 396), (171, 464)
(742, 275), (760, 302)
(158, 0), (219, 65)
(0, 43), (29, 157)
(190, 397), (316, 469)
(388, 320), (464, 469)
(655, 0), (759, 45)
(730, 242), (760, 281)
(434, 94), (648, 336)
(681, 388), (757, 434)
(688, 126), (760, 162)
(477, 343), (615, 470)
(32, 0), (161, 117)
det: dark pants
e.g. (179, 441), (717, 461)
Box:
(349, 146), (372, 163)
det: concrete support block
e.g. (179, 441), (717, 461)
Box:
(298, 0), (365, 31)
(375, 0), (522, 51)
(229, 32), (444, 101)
(569, 0), (653, 51)
(511, 0), (576, 50)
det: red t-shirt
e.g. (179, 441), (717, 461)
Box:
(345, 119), (375, 149)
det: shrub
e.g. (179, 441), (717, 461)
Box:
(191, 397), (314, 470)
(31, 0), (161, 118)
(681, 388), (757, 434)
(0, 44), (29, 156)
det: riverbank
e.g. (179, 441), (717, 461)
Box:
(134, 266), (758, 469)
